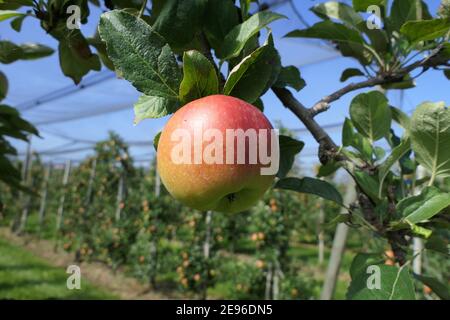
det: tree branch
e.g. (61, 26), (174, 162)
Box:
(309, 76), (389, 117)
(272, 41), (449, 159)
(308, 44), (449, 117)
(271, 87), (339, 163)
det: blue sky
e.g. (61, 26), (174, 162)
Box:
(1, 0), (448, 170)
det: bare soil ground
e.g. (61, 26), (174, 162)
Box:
(0, 228), (182, 300)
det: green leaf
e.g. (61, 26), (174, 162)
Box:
(410, 102), (450, 180)
(133, 94), (180, 124)
(203, 0), (239, 52)
(401, 19), (450, 43)
(224, 34), (281, 103)
(0, 40), (22, 64)
(425, 234), (449, 255)
(0, 104), (39, 138)
(253, 98), (264, 111)
(0, 154), (21, 188)
(179, 50), (219, 104)
(20, 43), (54, 60)
(41, 17), (98, 83)
(342, 118), (355, 147)
(99, 10), (182, 112)
(0, 0), (33, 10)
(338, 41), (372, 65)
(275, 177), (343, 206)
(410, 224), (432, 238)
(349, 91), (391, 142)
(110, 0), (142, 10)
(277, 135), (304, 179)
(342, 118), (373, 160)
(378, 137), (411, 197)
(317, 161), (341, 178)
(354, 170), (381, 203)
(287, 20), (372, 65)
(10, 13), (26, 31)
(0, 71), (7, 101)
(340, 68), (365, 82)
(347, 263), (416, 300)
(218, 11), (286, 60)
(349, 253), (385, 280)
(0, 9), (23, 22)
(397, 186), (450, 224)
(373, 146), (386, 160)
(153, 131), (161, 152)
(273, 65), (305, 91)
(87, 31), (115, 70)
(355, 16), (390, 53)
(352, 0), (386, 12)
(285, 20), (365, 45)
(311, 2), (363, 28)
(389, 0), (422, 32)
(444, 69), (450, 80)
(414, 274), (450, 300)
(58, 38), (101, 85)
(0, 41), (53, 64)
(381, 75), (415, 90)
(239, 0), (251, 20)
(324, 214), (351, 229)
(152, 0), (207, 51)
(390, 106), (411, 130)
(437, 43), (450, 61)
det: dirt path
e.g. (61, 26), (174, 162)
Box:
(0, 228), (181, 300)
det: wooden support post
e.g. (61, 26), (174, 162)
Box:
(318, 200), (325, 265)
(148, 160), (161, 287)
(320, 181), (356, 300)
(115, 173), (124, 221)
(14, 138), (33, 234)
(272, 260), (280, 300)
(85, 158), (96, 206)
(38, 164), (52, 235)
(56, 160), (71, 232)
(203, 211), (212, 259)
(201, 210), (213, 300)
(155, 169), (161, 197)
(265, 262), (273, 300)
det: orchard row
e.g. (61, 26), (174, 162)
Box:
(0, 132), (348, 299)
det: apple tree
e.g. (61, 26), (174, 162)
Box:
(1, 0), (450, 299)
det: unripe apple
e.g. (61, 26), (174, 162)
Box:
(157, 95), (277, 213)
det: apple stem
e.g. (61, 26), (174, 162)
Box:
(227, 193), (236, 203)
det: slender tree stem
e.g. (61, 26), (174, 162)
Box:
(307, 45), (448, 117)
(139, 0), (148, 18)
(271, 87), (338, 152)
(363, 44), (385, 70)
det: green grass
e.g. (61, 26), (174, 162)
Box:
(0, 238), (117, 299)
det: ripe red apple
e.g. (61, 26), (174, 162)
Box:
(157, 95), (276, 213)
